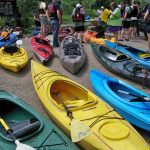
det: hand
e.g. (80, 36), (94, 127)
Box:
(59, 20), (62, 26)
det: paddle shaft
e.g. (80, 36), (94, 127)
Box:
(117, 90), (150, 101)
(0, 117), (17, 141)
(56, 93), (73, 119)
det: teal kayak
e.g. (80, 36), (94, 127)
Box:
(0, 89), (79, 150)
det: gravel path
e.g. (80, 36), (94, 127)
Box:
(1, 34), (150, 146)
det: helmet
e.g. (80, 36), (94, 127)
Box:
(1, 31), (9, 39)
(76, 3), (81, 8)
(101, 6), (105, 9)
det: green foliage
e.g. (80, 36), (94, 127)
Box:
(0, 17), (15, 27)
(0, 17), (5, 28)
(14, 0), (148, 31)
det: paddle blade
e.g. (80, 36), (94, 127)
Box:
(15, 140), (36, 150)
(71, 119), (92, 142)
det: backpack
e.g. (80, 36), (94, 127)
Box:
(73, 7), (84, 22)
(126, 6), (132, 18)
(130, 5), (138, 17)
(47, 3), (56, 16)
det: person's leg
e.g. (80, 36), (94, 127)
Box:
(74, 32), (78, 39)
(114, 32), (119, 41)
(80, 26), (85, 42)
(40, 16), (46, 38)
(119, 29), (124, 41)
(51, 19), (59, 46)
(80, 32), (84, 42)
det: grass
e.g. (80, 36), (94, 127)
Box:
(62, 14), (72, 25)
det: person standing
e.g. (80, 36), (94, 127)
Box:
(107, 2), (122, 41)
(129, 0), (139, 38)
(72, 3), (85, 43)
(34, 9), (41, 27)
(119, 3), (132, 41)
(38, 0), (49, 38)
(144, 5), (150, 52)
(48, 0), (62, 47)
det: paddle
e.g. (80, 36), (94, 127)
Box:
(117, 90), (150, 102)
(0, 117), (36, 150)
(56, 92), (92, 142)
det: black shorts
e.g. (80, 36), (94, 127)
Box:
(75, 26), (85, 32)
(122, 20), (131, 29)
(35, 20), (41, 27)
(130, 20), (138, 27)
(147, 24), (150, 33)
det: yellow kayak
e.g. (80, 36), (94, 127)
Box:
(31, 60), (149, 150)
(0, 46), (28, 72)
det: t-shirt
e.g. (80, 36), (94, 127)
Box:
(107, 8), (122, 26)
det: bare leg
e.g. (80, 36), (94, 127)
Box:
(114, 32), (118, 41)
(120, 29), (125, 40)
(80, 32), (84, 42)
(74, 32), (78, 39)
(41, 25), (46, 38)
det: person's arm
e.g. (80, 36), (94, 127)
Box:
(110, 8), (119, 17)
(71, 8), (75, 16)
(123, 12), (127, 20)
(144, 9), (149, 20)
(57, 9), (62, 25)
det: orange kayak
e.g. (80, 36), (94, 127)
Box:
(84, 30), (116, 44)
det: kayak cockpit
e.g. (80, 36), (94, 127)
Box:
(99, 45), (128, 61)
(107, 81), (150, 110)
(50, 80), (97, 110)
(35, 37), (50, 46)
(2, 46), (20, 56)
(0, 99), (41, 140)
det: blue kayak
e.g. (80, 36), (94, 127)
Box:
(90, 69), (150, 131)
(0, 33), (17, 47)
(105, 40), (150, 70)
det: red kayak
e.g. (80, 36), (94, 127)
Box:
(59, 26), (75, 42)
(31, 36), (53, 64)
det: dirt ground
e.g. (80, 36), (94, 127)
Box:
(0, 33), (150, 146)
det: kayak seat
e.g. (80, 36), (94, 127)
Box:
(61, 28), (70, 33)
(0, 118), (41, 139)
(35, 37), (50, 46)
(3, 46), (19, 55)
(116, 54), (128, 61)
(64, 43), (81, 56)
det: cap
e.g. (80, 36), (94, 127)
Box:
(101, 6), (105, 9)
(76, 3), (81, 8)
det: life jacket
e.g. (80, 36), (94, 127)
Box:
(48, 3), (56, 16)
(131, 5), (138, 17)
(126, 6), (133, 18)
(1, 31), (9, 39)
(101, 9), (110, 23)
(73, 7), (84, 22)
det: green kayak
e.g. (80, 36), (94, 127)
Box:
(0, 89), (79, 150)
